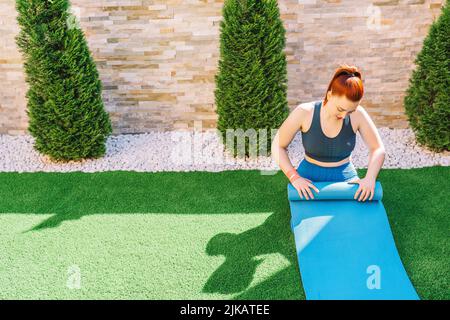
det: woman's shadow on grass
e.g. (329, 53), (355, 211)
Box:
(203, 208), (304, 299)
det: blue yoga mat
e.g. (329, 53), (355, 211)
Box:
(287, 181), (419, 300)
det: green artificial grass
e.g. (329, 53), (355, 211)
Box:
(0, 166), (448, 299)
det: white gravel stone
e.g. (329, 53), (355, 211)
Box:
(0, 127), (448, 173)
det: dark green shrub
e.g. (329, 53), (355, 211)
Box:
(215, 0), (289, 158)
(404, 0), (449, 152)
(15, 0), (112, 161)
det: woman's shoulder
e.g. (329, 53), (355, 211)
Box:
(295, 101), (316, 113)
(293, 101), (316, 133)
(349, 104), (368, 133)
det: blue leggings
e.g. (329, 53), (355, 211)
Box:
(296, 158), (359, 182)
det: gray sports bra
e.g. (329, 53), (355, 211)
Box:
(301, 100), (356, 162)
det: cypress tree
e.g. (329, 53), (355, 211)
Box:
(404, 0), (449, 152)
(215, 0), (289, 158)
(15, 0), (112, 161)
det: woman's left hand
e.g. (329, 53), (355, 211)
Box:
(347, 176), (376, 201)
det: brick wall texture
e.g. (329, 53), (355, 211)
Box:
(0, 0), (445, 134)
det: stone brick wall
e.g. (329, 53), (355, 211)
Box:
(0, 0), (445, 135)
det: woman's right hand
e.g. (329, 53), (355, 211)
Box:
(292, 177), (320, 200)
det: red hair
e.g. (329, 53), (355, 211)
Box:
(323, 64), (364, 105)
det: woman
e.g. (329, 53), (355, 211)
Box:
(271, 64), (386, 202)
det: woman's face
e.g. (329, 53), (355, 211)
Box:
(327, 92), (360, 120)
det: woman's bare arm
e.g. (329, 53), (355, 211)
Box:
(271, 104), (309, 177)
(355, 105), (386, 181)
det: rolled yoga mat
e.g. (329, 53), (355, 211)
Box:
(287, 181), (419, 300)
